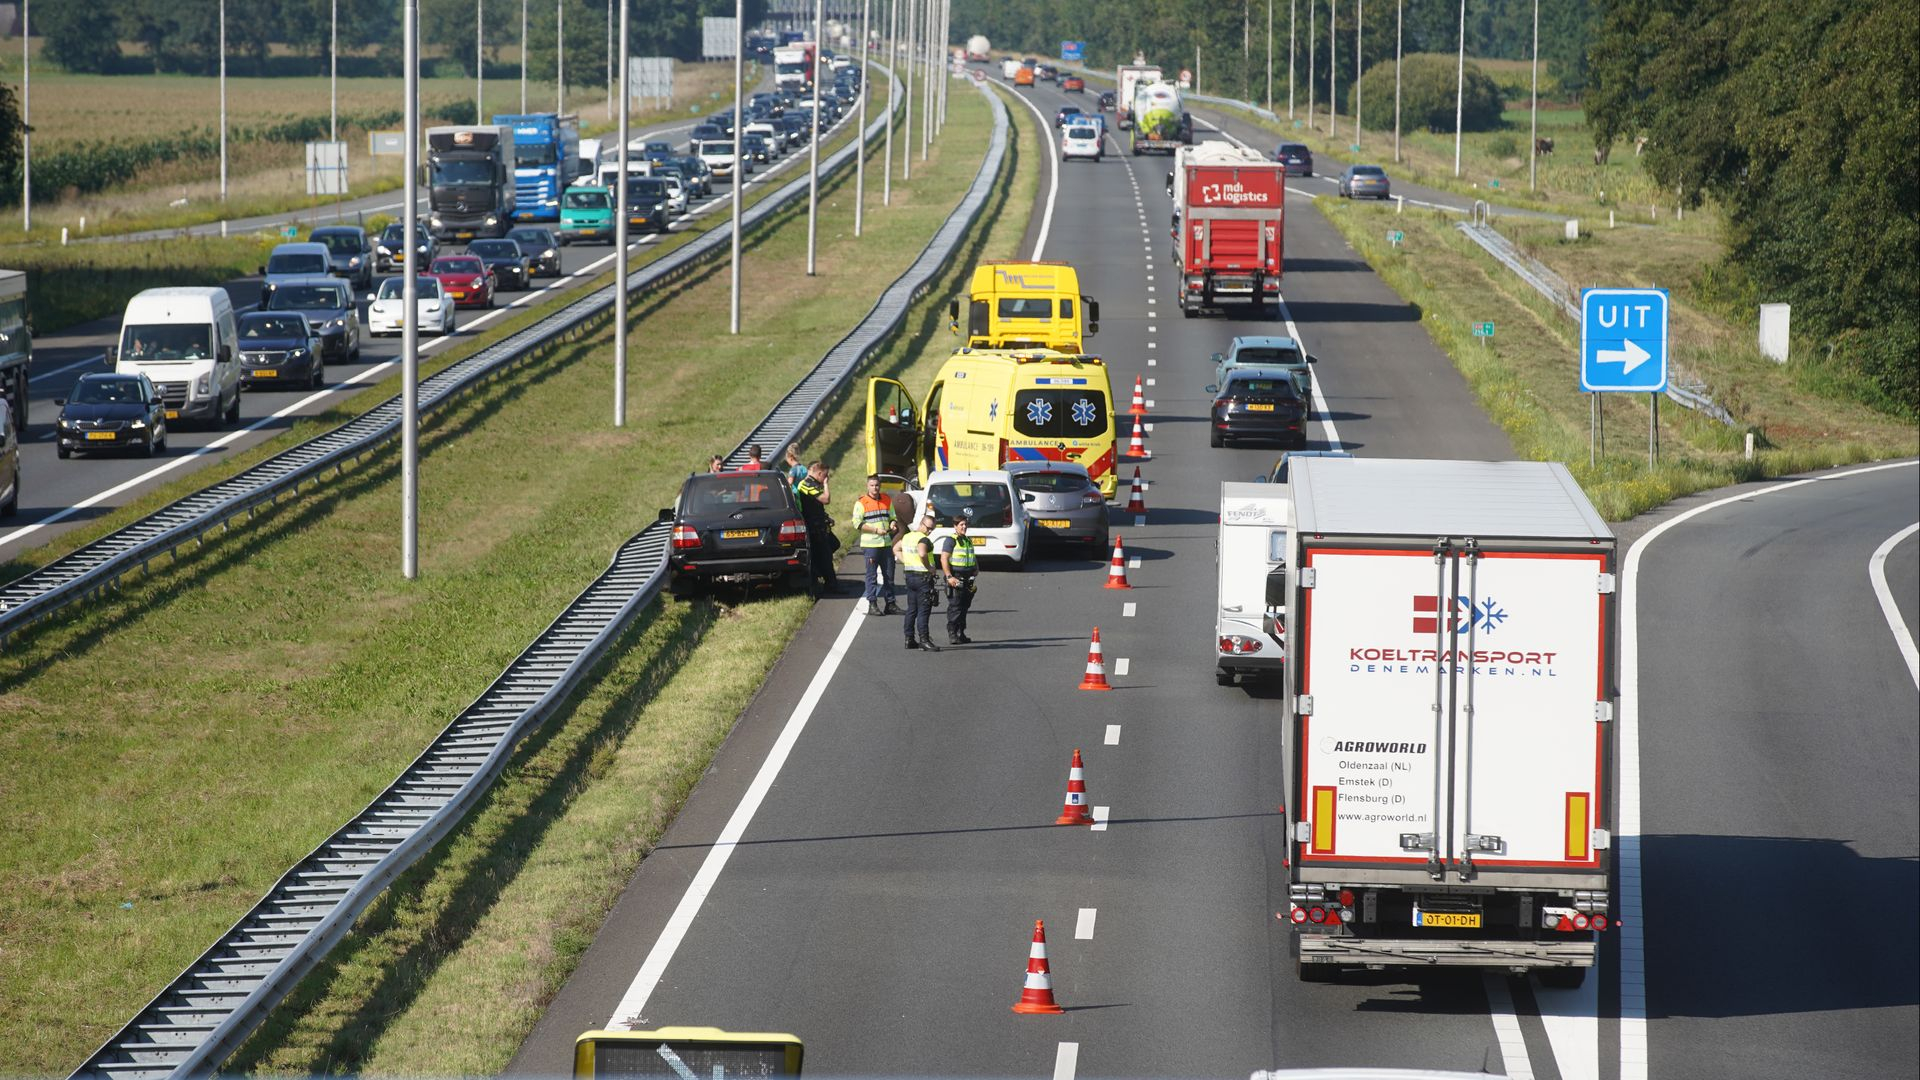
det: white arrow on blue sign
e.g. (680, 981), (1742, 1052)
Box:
(1580, 287), (1669, 392)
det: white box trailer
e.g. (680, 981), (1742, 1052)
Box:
(1280, 457), (1618, 985)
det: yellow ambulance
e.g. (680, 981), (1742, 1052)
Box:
(948, 261), (1101, 353)
(866, 348), (1119, 498)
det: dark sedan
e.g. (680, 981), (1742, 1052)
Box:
(1098, 90), (1116, 111)
(55, 371), (168, 458)
(1207, 371), (1309, 448)
(506, 226), (563, 277)
(466, 238), (533, 290)
(742, 133), (774, 163)
(236, 311), (326, 389)
(624, 177), (671, 232)
(1274, 141), (1313, 176)
(263, 275), (360, 362)
(309, 225), (375, 288)
(663, 470), (814, 598)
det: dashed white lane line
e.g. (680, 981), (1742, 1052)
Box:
(1134, 516), (1146, 526)
(1104, 724), (1121, 745)
(1054, 1042), (1079, 1080)
(1145, 399), (1156, 408)
(1090, 806), (1110, 832)
(1144, 422), (1154, 432)
(1128, 557), (1141, 569)
(1146, 378), (1155, 386)
(1113, 657), (1130, 676)
(1074, 908), (1098, 939)
(1122, 602), (1137, 617)
(1147, 358), (1156, 366)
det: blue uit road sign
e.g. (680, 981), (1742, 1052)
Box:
(1581, 288), (1669, 392)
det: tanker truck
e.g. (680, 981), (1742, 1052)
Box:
(1129, 80), (1192, 154)
(966, 34), (991, 61)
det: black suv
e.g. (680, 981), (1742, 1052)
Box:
(1275, 142), (1314, 176)
(663, 470), (814, 598)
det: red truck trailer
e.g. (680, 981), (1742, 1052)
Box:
(1171, 143), (1285, 317)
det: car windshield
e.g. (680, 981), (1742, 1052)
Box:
(1225, 377), (1301, 398)
(928, 482), (1014, 529)
(431, 159), (494, 185)
(469, 241), (518, 257)
(120, 324), (211, 362)
(1354, 166), (1386, 177)
(268, 285), (348, 311)
(564, 189), (611, 209)
(433, 258), (485, 274)
(1233, 344), (1302, 364)
(1067, 126), (1098, 140)
(682, 474), (789, 514)
(1281, 144), (1308, 155)
(266, 253), (328, 275)
(629, 179), (669, 197)
(1011, 471), (1093, 494)
(997, 298), (1053, 320)
(72, 377), (150, 405)
(508, 229), (553, 246)
(311, 232), (363, 253)
(377, 278), (441, 300)
(381, 226), (426, 245)
(241, 314), (308, 338)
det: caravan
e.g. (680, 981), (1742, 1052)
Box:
(1214, 482), (1290, 685)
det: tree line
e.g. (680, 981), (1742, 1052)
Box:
(34, 0), (769, 78)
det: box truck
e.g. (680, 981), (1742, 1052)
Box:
(1172, 143), (1285, 316)
(1279, 457), (1618, 986)
(1115, 64), (1163, 129)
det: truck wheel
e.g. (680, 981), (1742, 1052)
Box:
(1296, 958), (1337, 983)
(1538, 967), (1588, 990)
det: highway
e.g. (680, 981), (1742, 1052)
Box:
(511, 73), (1547, 1078)
(1, 102), (842, 566)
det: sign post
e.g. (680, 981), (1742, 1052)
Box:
(1580, 287), (1670, 466)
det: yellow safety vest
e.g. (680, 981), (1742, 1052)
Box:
(947, 533), (977, 570)
(901, 530), (932, 572)
(856, 495), (895, 548)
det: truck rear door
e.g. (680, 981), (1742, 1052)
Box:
(1294, 541), (1611, 879)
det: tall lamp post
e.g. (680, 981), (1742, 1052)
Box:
(854, 0), (870, 236)
(402, 0), (421, 577)
(614, 0), (628, 421)
(805, 0), (823, 275)
(219, 0), (228, 200)
(884, 0), (897, 203)
(477, 0), (485, 122)
(1529, 0), (1540, 190)
(729, 0), (743, 329)
(21, 0), (29, 232)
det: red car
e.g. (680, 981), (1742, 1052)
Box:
(428, 255), (496, 309)
(1062, 75), (1086, 93)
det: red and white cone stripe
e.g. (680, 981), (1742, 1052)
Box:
(1104, 535), (1132, 589)
(1129, 375), (1147, 415)
(1127, 416), (1149, 460)
(1078, 627), (1112, 690)
(1057, 747), (1092, 824)
(1125, 468), (1147, 515)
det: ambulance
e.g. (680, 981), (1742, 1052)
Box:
(947, 261), (1100, 353)
(866, 348), (1118, 498)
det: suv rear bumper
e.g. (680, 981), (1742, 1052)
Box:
(670, 551), (809, 582)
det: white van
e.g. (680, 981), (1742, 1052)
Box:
(595, 158), (652, 190)
(110, 287), (242, 427)
(1215, 481), (1290, 685)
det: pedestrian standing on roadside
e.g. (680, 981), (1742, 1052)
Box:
(895, 510), (940, 651)
(937, 514), (979, 644)
(796, 462), (840, 595)
(853, 474), (900, 616)
(743, 444), (766, 471)
(784, 446), (810, 488)
(708, 454), (725, 473)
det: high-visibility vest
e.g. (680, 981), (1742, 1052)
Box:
(946, 533), (977, 570)
(901, 530), (932, 571)
(856, 494), (895, 548)
(797, 476), (824, 500)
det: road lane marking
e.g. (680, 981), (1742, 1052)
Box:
(1483, 975), (1538, 1080)
(1074, 908), (1097, 939)
(1274, 290), (1344, 452)
(1054, 1042), (1079, 1080)
(1134, 516), (1145, 526)
(1616, 458), (1917, 1080)
(1146, 378), (1155, 386)
(1090, 806), (1109, 832)
(1145, 399), (1155, 408)
(1122, 602), (1136, 617)
(607, 603), (867, 1027)
(1869, 522), (1920, 686)
(1104, 724), (1120, 745)
(1128, 557), (1140, 569)
(1113, 657), (1129, 676)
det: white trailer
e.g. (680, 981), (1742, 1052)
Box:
(1280, 457), (1618, 986)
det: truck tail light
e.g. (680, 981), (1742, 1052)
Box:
(1571, 913), (1591, 930)
(671, 525), (702, 550)
(1307, 906), (1329, 924)
(1338, 889), (1355, 907)
(1219, 635), (1264, 655)
(1289, 906), (1309, 924)
(778, 518), (807, 543)
(1590, 914), (1609, 931)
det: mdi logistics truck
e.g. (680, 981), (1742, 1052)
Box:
(1172, 143), (1285, 317)
(1279, 457), (1617, 986)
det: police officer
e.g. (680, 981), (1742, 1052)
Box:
(894, 510), (941, 651)
(937, 514), (979, 644)
(794, 462), (840, 595)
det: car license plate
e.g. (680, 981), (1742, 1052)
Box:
(165, 410), (179, 420)
(86, 431), (116, 441)
(449, 291), (465, 299)
(1037, 519), (1072, 528)
(722, 528), (760, 539)
(1247, 403), (1276, 412)
(253, 369), (278, 379)
(1414, 910), (1481, 928)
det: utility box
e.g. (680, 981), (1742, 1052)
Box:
(1758, 303), (1790, 363)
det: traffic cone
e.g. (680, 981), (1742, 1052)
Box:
(888, 404), (898, 424)
(1104, 535), (1132, 589)
(1128, 375), (1147, 415)
(1126, 417), (1150, 460)
(1125, 468), (1147, 514)
(1077, 628), (1112, 691)
(1012, 919), (1066, 1014)
(1055, 748), (1094, 825)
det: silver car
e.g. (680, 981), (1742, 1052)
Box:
(1004, 460), (1109, 553)
(1339, 164), (1392, 199)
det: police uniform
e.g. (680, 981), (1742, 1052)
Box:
(795, 474), (838, 593)
(938, 531), (978, 643)
(898, 523), (940, 650)
(854, 491), (899, 614)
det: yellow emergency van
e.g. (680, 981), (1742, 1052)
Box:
(866, 348), (1118, 498)
(948, 261), (1100, 353)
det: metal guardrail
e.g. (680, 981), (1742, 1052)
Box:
(2, 79), (887, 649)
(70, 74), (1009, 1080)
(1455, 218), (1739, 428)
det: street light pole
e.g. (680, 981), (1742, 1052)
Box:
(219, 0), (228, 200)
(1529, 0), (1539, 190)
(403, 0), (421, 578)
(901, 0), (913, 181)
(1394, 0), (1402, 162)
(854, 0), (869, 236)
(21, 0), (29, 232)
(1453, 0), (1465, 176)
(730, 0), (742, 330)
(477, 0), (484, 123)
(1288, 0), (1295, 120)
(1306, 0), (1314, 130)
(521, 0), (528, 111)
(806, 0), (822, 275)
(615, 0), (629, 421)
(1266, 0), (1273, 113)
(884, 0), (896, 204)
(557, 0), (565, 113)
(330, 0), (338, 142)
(1354, 0), (1361, 147)
(1328, 0), (1335, 137)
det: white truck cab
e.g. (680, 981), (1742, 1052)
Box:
(110, 287), (241, 427)
(1215, 481), (1290, 685)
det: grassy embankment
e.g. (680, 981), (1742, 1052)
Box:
(1315, 197), (1917, 519)
(0, 80), (1035, 1077)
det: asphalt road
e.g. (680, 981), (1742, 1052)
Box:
(511, 72), (1556, 1080)
(0, 99), (848, 565)
(1628, 462), (1919, 1080)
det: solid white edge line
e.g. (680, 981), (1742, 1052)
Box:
(1053, 1042), (1079, 1080)
(1103, 724), (1120, 745)
(989, 77), (1060, 260)
(1074, 907), (1097, 939)
(608, 603), (868, 1028)
(1482, 974), (1538, 1080)
(1273, 292), (1343, 452)
(1616, 459), (1917, 1080)
(1868, 522), (1920, 687)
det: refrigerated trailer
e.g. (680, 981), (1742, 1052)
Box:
(1280, 457), (1618, 986)
(1172, 142), (1285, 317)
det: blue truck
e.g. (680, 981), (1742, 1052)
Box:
(491, 113), (581, 223)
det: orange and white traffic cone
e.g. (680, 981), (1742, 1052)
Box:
(1128, 375), (1147, 415)
(1125, 468), (1147, 514)
(1078, 628), (1112, 691)
(1056, 748), (1094, 825)
(1104, 535), (1132, 589)
(1126, 417), (1150, 460)
(1012, 919), (1066, 1014)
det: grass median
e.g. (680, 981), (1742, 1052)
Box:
(1313, 198), (1916, 520)
(0, 80), (1014, 1077)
